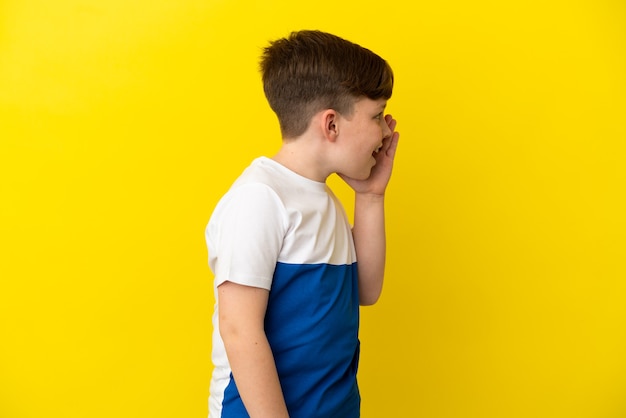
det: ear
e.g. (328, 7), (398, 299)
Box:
(320, 109), (339, 142)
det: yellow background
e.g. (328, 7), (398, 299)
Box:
(1, 0), (625, 417)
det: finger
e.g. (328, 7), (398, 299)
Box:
(381, 127), (399, 153)
(385, 131), (400, 158)
(385, 114), (397, 132)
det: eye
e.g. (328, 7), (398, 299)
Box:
(374, 112), (383, 120)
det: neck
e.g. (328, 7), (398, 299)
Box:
(271, 138), (330, 183)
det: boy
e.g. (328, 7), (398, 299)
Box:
(206, 30), (399, 417)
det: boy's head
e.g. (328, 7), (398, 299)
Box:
(260, 30), (394, 139)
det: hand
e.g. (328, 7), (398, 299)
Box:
(339, 114), (400, 196)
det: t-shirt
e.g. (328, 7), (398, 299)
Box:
(206, 157), (360, 418)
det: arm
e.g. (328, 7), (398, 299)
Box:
(352, 193), (387, 305)
(218, 281), (290, 418)
(340, 115), (399, 305)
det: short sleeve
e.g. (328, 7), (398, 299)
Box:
(206, 183), (286, 290)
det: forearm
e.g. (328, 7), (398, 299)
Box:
(218, 282), (289, 417)
(222, 330), (290, 418)
(352, 192), (386, 305)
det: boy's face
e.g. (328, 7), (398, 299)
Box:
(335, 97), (392, 180)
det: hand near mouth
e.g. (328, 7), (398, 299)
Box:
(339, 114), (400, 197)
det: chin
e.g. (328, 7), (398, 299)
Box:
(341, 165), (373, 180)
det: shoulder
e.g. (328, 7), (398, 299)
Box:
(234, 157), (283, 186)
(213, 182), (285, 224)
(208, 159), (290, 229)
